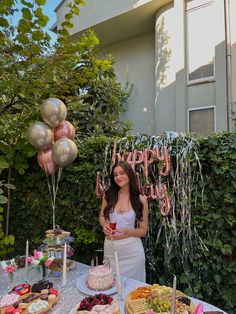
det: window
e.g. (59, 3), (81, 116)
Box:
(186, 0), (218, 84)
(188, 106), (215, 136)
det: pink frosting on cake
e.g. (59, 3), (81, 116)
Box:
(87, 265), (114, 291)
(92, 265), (110, 273)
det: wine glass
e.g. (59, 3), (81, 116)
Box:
(109, 221), (117, 235)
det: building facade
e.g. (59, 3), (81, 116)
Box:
(55, 0), (236, 136)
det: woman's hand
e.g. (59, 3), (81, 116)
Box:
(103, 224), (113, 236)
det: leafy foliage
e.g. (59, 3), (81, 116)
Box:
(6, 132), (236, 313)
(0, 0), (131, 242)
(0, 179), (14, 259)
(0, 1), (235, 313)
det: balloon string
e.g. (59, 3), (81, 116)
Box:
(52, 167), (63, 229)
(46, 167), (63, 230)
(51, 174), (56, 230)
(54, 167), (63, 200)
(46, 173), (55, 229)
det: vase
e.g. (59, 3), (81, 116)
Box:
(7, 273), (15, 291)
(40, 264), (48, 281)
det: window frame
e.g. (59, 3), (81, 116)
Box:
(186, 0), (216, 86)
(187, 105), (216, 133)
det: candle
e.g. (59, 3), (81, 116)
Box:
(114, 251), (122, 299)
(62, 243), (67, 285)
(25, 240), (29, 279)
(91, 258), (94, 268)
(171, 275), (177, 314)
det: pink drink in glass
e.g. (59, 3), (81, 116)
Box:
(109, 222), (116, 234)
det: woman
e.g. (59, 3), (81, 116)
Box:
(99, 160), (148, 282)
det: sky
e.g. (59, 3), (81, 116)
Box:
(42, 0), (61, 43)
(14, 0), (61, 44)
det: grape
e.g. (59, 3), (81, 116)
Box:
(146, 297), (171, 313)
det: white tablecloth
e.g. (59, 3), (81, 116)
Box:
(0, 262), (227, 314)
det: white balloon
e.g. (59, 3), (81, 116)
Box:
(52, 138), (78, 167)
(41, 98), (67, 129)
(27, 122), (54, 151)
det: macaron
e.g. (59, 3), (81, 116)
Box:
(40, 294), (48, 301)
(13, 308), (23, 314)
(48, 294), (56, 301)
(46, 229), (54, 234)
(49, 288), (58, 296)
(61, 231), (70, 236)
(5, 306), (15, 314)
(18, 303), (27, 309)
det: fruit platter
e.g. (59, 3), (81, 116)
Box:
(125, 285), (195, 314)
(0, 280), (59, 314)
(76, 294), (120, 314)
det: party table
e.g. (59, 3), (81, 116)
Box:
(0, 262), (228, 314)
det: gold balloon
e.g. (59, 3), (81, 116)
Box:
(41, 98), (67, 129)
(52, 138), (78, 167)
(27, 122), (54, 151)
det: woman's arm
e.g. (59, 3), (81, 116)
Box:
(99, 196), (113, 236)
(118, 195), (149, 238)
(99, 196), (107, 228)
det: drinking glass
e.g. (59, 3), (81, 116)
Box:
(109, 222), (117, 235)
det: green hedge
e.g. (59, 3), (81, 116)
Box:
(6, 132), (236, 313)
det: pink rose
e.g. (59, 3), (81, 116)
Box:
(28, 257), (33, 263)
(5, 265), (15, 273)
(33, 250), (40, 259)
(146, 311), (156, 314)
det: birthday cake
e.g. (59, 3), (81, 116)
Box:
(77, 294), (120, 314)
(125, 285), (195, 314)
(87, 265), (114, 291)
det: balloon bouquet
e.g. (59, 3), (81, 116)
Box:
(27, 98), (78, 229)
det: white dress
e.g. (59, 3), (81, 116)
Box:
(103, 209), (146, 282)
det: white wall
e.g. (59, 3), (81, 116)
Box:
(155, 2), (186, 133)
(155, 0), (228, 133)
(101, 32), (155, 135)
(56, 0), (153, 35)
(55, 0), (234, 133)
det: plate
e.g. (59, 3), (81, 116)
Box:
(68, 299), (125, 314)
(75, 272), (118, 295)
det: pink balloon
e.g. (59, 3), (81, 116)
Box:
(54, 121), (75, 142)
(37, 147), (58, 175)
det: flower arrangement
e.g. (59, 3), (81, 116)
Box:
(28, 250), (54, 267)
(1, 258), (18, 281)
(28, 250), (54, 280)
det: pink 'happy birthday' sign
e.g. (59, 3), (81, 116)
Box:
(96, 141), (172, 216)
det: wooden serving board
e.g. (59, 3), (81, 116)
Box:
(0, 292), (59, 314)
(125, 285), (195, 314)
(24, 293), (60, 314)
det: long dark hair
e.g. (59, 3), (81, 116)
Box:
(104, 161), (143, 221)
